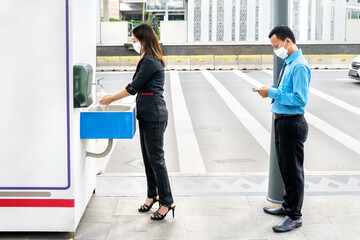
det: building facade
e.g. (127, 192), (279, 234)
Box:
(187, 0), (352, 43)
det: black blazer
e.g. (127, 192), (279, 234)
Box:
(126, 55), (168, 122)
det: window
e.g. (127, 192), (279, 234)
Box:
(146, 0), (185, 11)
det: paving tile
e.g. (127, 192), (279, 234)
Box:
(301, 211), (331, 224)
(224, 222), (266, 239)
(107, 231), (148, 240)
(300, 223), (346, 240)
(74, 223), (111, 240)
(183, 199), (220, 216)
(303, 195), (355, 216)
(343, 195), (360, 208)
(110, 215), (149, 232)
(246, 196), (267, 206)
(114, 197), (146, 216)
(147, 220), (187, 240)
(87, 197), (119, 210)
(185, 215), (224, 231)
(216, 196), (251, 208)
(330, 214), (360, 233)
(219, 207), (257, 223)
(185, 230), (227, 240)
(80, 208), (115, 223)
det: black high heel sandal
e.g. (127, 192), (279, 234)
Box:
(138, 196), (159, 212)
(151, 204), (176, 220)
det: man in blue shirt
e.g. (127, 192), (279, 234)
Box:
(254, 25), (310, 233)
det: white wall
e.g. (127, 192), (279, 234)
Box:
(346, 19), (360, 41)
(100, 21), (129, 44)
(334, 0), (346, 41)
(322, 0), (332, 41)
(0, 0), (68, 188)
(186, 0), (351, 43)
(71, 0), (97, 227)
(160, 21), (188, 44)
(200, 0), (209, 42)
(247, 0), (256, 42)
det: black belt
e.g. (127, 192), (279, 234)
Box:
(273, 113), (304, 119)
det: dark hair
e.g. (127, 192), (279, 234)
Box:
(132, 23), (165, 67)
(268, 25), (296, 44)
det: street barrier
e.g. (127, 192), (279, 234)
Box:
(165, 56), (191, 71)
(238, 55), (262, 70)
(190, 55), (214, 70)
(331, 55), (357, 69)
(119, 56), (141, 71)
(262, 55), (274, 69)
(96, 56), (120, 71)
(96, 55), (355, 71)
(305, 55), (332, 69)
(214, 55), (238, 70)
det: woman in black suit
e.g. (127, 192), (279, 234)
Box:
(100, 23), (175, 220)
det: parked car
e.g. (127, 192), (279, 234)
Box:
(349, 55), (360, 81)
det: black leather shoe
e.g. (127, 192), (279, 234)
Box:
(263, 206), (287, 216)
(272, 216), (302, 233)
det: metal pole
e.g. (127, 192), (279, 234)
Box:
(266, 0), (288, 205)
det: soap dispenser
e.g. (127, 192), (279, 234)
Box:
(73, 64), (93, 108)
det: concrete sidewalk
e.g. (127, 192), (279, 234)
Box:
(2, 194), (359, 239)
(74, 194), (360, 240)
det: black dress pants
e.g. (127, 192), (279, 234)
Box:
(139, 120), (173, 206)
(275, 115), (309, 220)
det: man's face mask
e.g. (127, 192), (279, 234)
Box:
(274, 41), (289, 59)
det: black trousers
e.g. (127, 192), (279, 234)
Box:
(139, 120), (173, 206)
(275, 115), (309, 220)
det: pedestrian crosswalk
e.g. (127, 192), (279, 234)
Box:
(97, 70), (360, 176)
(201, 70), (270, 155)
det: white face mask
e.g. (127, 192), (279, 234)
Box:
(132, 41), (142, 54)
(274, 42), (289, 59)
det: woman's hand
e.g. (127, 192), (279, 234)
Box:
(99, 95), (115, 106)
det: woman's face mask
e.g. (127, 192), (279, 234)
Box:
(132, 41), (142, 54)
(274, 41), (289, 59)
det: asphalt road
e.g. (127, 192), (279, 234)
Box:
(96, 70), (360, 175)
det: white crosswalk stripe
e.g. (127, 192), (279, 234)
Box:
(201, 70), (271, 155)
(169, 70), (206, 173)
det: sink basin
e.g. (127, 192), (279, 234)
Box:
(88, 105), (131, 112)
(80, 103), (136, 139)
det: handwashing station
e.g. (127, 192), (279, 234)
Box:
(0, 0), (135, 236)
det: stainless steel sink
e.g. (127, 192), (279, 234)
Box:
(87, 104), (132, 112)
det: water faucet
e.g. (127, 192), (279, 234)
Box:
(93, 77), (104, 91)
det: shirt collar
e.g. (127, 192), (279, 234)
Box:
(285, 49), (302, 65)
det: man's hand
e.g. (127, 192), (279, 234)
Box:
(253, 86), (270, 98)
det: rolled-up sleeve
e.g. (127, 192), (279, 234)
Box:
(126, 57), (156, 95)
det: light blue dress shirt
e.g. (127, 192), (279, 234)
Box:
(268, 49), (311, 114)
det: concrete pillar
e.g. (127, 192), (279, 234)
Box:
(103, 0), (109, 22)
